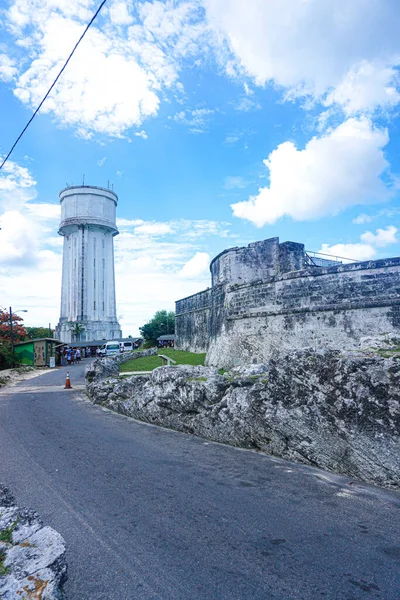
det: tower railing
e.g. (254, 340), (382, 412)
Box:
(305, 250), (357, 267)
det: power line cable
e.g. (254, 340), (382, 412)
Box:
(0, 0), (107, 171)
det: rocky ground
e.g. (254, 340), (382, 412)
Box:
(0, 485), (66, 599)
(86, 348), (400, 489)
(0, 367), (53, 389)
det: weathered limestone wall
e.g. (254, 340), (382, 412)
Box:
(175, 289), (212, 353)
(210, 238), (305, 286)
(85, 350), (400, 489)
(207, 258), (400, 367)
(176, 236), (400, 368)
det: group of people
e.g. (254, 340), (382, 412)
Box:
(158, 340), (175, 348)
(57, 345), (97, 366)
(62, 347), (82, 365)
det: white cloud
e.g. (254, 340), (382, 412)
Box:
(0, 161), (60, 268)
(204, 0), (400, 113)
(0, 54), (17, 81)
(191, 108), (213, 117)
(3, 0), (400, 132)
(109, 1), (134, 26)
(97, 157), (107, 167)
(353, 207), (400, 225)
(224, 176), (249, 189)
(25, 203), (61, 221)
(45, 236), (64, 249)
(223, 126), (254, 146)
(234, 95), (261, 112)
(133, 222), (174, 236)
(0, 159), (63, 330)
(353, 213), (372, 225)
(224, 133), (240, 145)
(176, 219), (231, 239)
(231, 118), (392, 226)
(318, 225), (399, 262)
(3, 0), (210, 137)
(134, 130), (148, 139)
(179, 252), (210, 278)
(0, 210), (39, 265)
(0, 158), (37, 209)
(12, 15), (161, 138)
(0, 260), (62, 328)
(324, 61), (400, 115)
(170, 107), (214, 132)
(318, 243), (376, 262)
(360, 225), (398, 247)
(243, 82), (252, 95)
(116, 217), (144, 227)
(117, 217), (231, 240)
(138, 0), (210, 58)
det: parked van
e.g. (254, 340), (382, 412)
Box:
(120, 341), (134, 353)
(104, 341), (121, 356)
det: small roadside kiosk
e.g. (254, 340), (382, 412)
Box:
(14, 338), (62, 367)
(157, 334), (175, 348)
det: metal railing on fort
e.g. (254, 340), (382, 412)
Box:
(305, 250), (357, 267)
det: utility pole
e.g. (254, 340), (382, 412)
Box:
(9, 307), (14, 368)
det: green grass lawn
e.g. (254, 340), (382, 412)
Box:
(119, 348), (206, 372)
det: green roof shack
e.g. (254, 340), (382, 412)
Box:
(14, 338), (62, 367)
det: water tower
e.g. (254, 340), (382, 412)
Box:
(55, 185), (122, 343)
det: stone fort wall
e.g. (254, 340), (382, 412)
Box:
(175, 237), (400, 367)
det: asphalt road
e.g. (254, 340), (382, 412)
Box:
(0, 363), (399, 600)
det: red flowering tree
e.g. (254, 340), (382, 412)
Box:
(0, 309), (28, 370)
(0, 309), (27, 343)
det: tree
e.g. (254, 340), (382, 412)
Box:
(139, 310), (175, 345)
(0, 341), (13, 371)
(0, 309), (27, 370)
(68, 322), (85, 342)
(0, 309), (27, 343)
(25, 327), (54, 340)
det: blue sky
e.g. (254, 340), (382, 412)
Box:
(1, 0), (400, 336)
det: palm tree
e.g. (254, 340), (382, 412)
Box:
(68, 322), (85, 342)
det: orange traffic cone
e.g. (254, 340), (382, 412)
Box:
(64, 371), (72, 389)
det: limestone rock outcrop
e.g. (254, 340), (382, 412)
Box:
(0, 485), (67, 599)
(86, 349), (400, 489)
(85, 347), (158, 382)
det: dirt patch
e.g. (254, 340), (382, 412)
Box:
(0, 367), (53, 389)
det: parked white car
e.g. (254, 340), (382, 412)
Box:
(98, 341), (121, 357)
(120, 341), (134, 352)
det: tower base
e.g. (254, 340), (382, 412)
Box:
(55, 319), (122, 344)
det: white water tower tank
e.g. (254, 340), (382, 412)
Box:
(55, 185), (122, 343)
